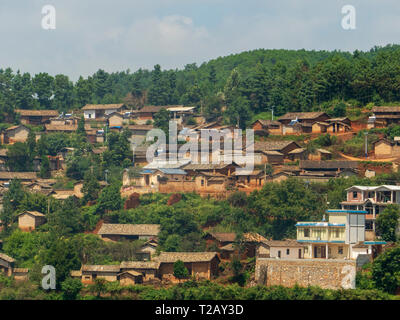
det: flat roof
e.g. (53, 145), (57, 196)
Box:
(326, 209), (368, 214)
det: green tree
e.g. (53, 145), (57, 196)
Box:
(82, 171), (100, 203)
(372, 247), (400, 294)
(32, 72), (54, 108)
(376, 205), (400, 242)
(6, 142), (33, 171)
(96, 182), (123, 215)
(39, 155), (51, 179)
(61, 278), (83, 300)
(153, 108), (171, 137)
(173, 260), (189, 281)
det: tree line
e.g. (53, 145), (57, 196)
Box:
(2, 44), (400, 126)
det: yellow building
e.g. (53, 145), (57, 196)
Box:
(296, 209), (367, 259)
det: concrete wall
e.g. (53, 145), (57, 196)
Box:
(255, 258), (356, 289)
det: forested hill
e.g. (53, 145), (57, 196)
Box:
(2, 44), (400, 127)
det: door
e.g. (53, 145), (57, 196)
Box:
(298, 249), (302, 259)
(321, 246), (326, 259)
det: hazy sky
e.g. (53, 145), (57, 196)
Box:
(1, 0), (399, 80)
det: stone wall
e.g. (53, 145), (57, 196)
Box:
(255, 258), (356, 290)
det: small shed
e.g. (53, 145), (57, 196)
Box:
(17, 211), (46, 231)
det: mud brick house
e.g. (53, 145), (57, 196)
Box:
(370, 106), (400, 127)
(97, 223), (160, 241)
(17, 211), (46, 231)
(308, 148), (333, 161)
(0, 253), (15, 276)
(340, 185), (400, 239)
(80, 265), (120, 284)
(16, 109), (59, 125)
(155, 252), (220, 281)
(134, 105), (165, 121)
(288, 148), (308, 161)
(299, 160), (359, 180)
(183, 162), (239, 177)
(45, 123), (91, 134)
(82, 103), (127, 120)
(120, 261), (160, 282)
(140, 239), (158, 257)
(259, 240), (305, 259)
(252, 140), (301, 164)
(278, 112), (330, 135)
(131, 145), (150, 167)
(129, 125), (154, 145)
(118, 270), (143, 285)
(326, 118), (352, 133)
(106, 112), (124, 128)
(373, 138), (400, 158)
(0, 172), (37, 183)
(252, 119), (282, 136)
(2, 125), (30, 144)
(204, 232), (236, 249)
(234, 169), (265, 189)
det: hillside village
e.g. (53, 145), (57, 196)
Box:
(2, 47), (400, 299)
(0, 101), (400, 296)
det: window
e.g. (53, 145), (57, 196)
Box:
(201, 180), (204, 186)
(304, 228), (310, 238)
(338, 247), (343, 255)
(335, 229), (340, 238)
(352, 191), (358, 198)
(286, 249), (290, 255)
(278, 250), (281, 258)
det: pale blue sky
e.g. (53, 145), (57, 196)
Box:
(0, 0), (399, 80)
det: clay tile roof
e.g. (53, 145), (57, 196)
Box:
(299, 160), (358, 169)
(0, 253), (15, 263)
(278, 112), (328, 121)
(81, 265), (121, 272)
(70, 270), (82, 277)
(263, 150), (284, 156)
(154, 252), (219, 263)
(82, 104), (125, 110)
(13, 268), (29, 273)
(253, 141), (299, 152)
(138, 106), (166, 113)
(372, 106), (400, 113)
(18, 211), (45, 218)
(118, 270), (142, 277)
(254, 119), (281, 126)
(45, 124), (78, 132)
(288, 148), (306, 154)
(209, 232), (236, 242)
(183, 163), (238, 171)
(243, 232), (267, 243)
(0, 172), (37, 180)
(220, 243), (235, 251)
(98, 224), (160, 236)
(16, 109), (59, 117)
(120, 261), (160, 269)
(128, 125), (154, 131)
(5, 125), (28, 131)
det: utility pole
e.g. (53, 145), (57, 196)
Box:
(271, 105), (275, 121)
